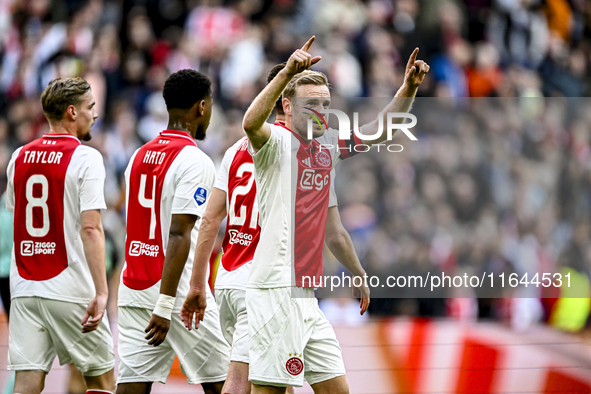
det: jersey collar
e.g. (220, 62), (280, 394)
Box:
(274, 121), (318, 149)
(160, 130), (198, 146)
(43, 133), (81, 143)
(292, 129), (315, 149)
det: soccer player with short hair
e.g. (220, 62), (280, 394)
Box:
(6, 77), (116, 393)
(180, 63), (369, 394)
(241, 37), (428, 393)
(116, 69), (229, 394)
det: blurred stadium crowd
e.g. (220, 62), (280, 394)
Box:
(1, 0), (591, 331)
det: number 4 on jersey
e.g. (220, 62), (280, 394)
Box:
(138, 174), (157, 239)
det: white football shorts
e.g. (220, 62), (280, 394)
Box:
(245, 286), (346, 387)
(8, 297), (115, 376)
(215, 288), (249, 363)
(117, 305), (230, 385)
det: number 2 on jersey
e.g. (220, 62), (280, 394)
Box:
(229, 163), (258, 229)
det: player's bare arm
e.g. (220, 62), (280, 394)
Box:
(145, 213), (197, 346)
(243, 36), (321, 151)
(325, 206), (370, 315)
(80, 209), (109, 333)
(181, 187), (228, 331)
(359, 47), (430, 145)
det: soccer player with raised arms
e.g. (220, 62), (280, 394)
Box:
(241, 37), (428, 393)
(180, 63), (370, 394)
(116, 69), (229, 394)
(6, 77), (116, 394)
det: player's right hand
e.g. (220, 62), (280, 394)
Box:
(352, 276), (370, 315)
(81, 293), (107, 333)
(284, 36), (322, 77)
(145, 314), (170, 346)
(180, 286), (207, 331)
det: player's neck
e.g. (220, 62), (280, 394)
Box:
(166, 120), (195, 139)
(285, 117), (309, 142)
(48, 122), (77, 137)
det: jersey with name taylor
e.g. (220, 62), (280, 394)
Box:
(6, 133), (106, 303)
(247, 123), (359, 289)
(118, 130), (215, 311)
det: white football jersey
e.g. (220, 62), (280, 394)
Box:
(6, 133), (106, 303)
(247, 123), (358, 289)
(216, 134), (339, 291)
(118, 130), (216, 312)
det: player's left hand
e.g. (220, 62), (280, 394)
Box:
(180, 286), (207, 331)
(81, 293), (108, 333)
(404, 48), (430, 90)
(145, 314), (170, 346)
(352, 275), (370, 315)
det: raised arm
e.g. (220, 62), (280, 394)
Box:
(180, 187), (228, 330)
(144, 213), (197, 346)
(325, 206), (370, 315)
(243, 36), (321, 151)
(79, 209), (108, 333)
(359, 47), (430, 146)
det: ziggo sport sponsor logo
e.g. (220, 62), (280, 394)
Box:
(228, 229), (254, 246)
(129, 241), (160, 257)
(20, 240), (55, 256)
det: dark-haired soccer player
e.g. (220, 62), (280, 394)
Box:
(6, 77), (116, 393)
(116, 69), (229, 394)
(242, 38), (428, 393)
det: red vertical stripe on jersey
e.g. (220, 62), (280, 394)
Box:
(221, 138), (260, 272)
(13, 134), (80, 280)
(292, 131), (332, 287)
(123, 130), (197, 290)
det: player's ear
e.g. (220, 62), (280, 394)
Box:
(66, 104), (77, 121)
(283, 98), (291, 116)
(188, 101), (202, 118)
(197, 100), (206, 116)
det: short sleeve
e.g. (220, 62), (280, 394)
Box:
(79, 148), (107, 212)
(5, 148), (21, 213)
(248, 124), (288, 170)
(328, 168), (338, 208)
(213, 145), (234, 193)
(172, 147), (215, 219)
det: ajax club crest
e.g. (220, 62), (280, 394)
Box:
(286, 355), (304, 376)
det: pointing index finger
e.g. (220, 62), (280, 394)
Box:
(301, 36), (316, 52)
(407, 47), (419, 69)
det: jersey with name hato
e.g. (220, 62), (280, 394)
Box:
(6, 133), (106, 303)
(247, 123), (360, 289)
(118, 130), (215, 311)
